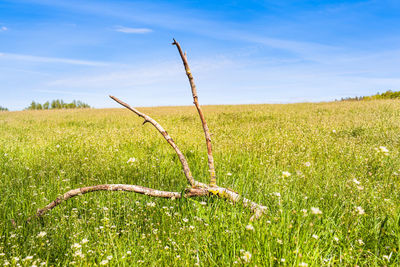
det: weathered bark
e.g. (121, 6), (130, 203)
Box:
(33, 184), (266, 220)
(172, 39), (217, 187)
(109, 95), (197, 188)
(34, 185), (209, 218)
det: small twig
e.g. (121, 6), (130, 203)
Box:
(110, 95), (197, 187)
(172, 39), (217, 187)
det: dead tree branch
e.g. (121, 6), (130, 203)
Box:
(172, 39), (217, 187)
(33, 185), (208, 218)
(31, 39), (268, 222)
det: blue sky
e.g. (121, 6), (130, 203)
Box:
(0, 0), (399, 110)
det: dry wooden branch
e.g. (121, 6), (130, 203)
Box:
(172, 39), (217, 187)
(109, 95), (197, 188)
(31, 39), (268, 222)
(32, 185), (208, 218)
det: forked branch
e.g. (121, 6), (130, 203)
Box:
(30, 39), (268, 222)
(172, 39), (217, 187)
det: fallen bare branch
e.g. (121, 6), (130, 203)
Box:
(172, 39), (217, 187)
(33, 184), (209, 218)
(110, 95), (197, 187)
(30, 39), (268, 222)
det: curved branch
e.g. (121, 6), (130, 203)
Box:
(33, 184), (209, 218)
(110, 95), (198, 187)
(172, 39), (217, 187)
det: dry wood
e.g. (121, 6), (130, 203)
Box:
(33, 185), (208, 218)
(31, 39), (268, 222)
(172, 39), (217, 187)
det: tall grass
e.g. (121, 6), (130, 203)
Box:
(0, 100), (399, 266)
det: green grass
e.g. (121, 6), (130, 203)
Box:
(0, 100), (399, 266)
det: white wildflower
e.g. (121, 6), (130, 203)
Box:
(383, 254), (390, 261)
(183, 218), (189, 223)
(357, 239), (365, 245)
(299, 263), (308, 267)
(353, 178), (361, 185)
(71, 243), (81, 249)
(379, 146), (389, 153)
(127, 251), (132, 255)
(334, 236), (339, 242)
(127, 157), (136, 164)
(227, 172), (232, 176)
(146, 202), (156, 207)
(241, 251), (252, 263)
(74, 250), (84, 258)
(311, 207), (322, 215)
(312, 234), (319, 239)
(245, 224), (254, 231)
(271, 192), (281, 197)
(282, 171), (291, 178)
(106, 255), (113, 260)
(81, 238), (89, 244)
(332, 129), (336, 133)
(200, 201), (207, 206)
(37, 231), (47, 238)
(24, 256), (33, 261)
(356, 206), (365, 215)
(305, 162), (311, 167)
(376, 146), (389, 155)
(100, 259), (109, 265)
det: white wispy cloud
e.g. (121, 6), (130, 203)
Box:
(114, 26), (152, 34)
(0, 26), (8, 31)
(0, 52), (109, 66)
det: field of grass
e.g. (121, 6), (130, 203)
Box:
(0, 100), (399, 266)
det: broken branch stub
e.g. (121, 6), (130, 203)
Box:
(30, 39), (268, 221)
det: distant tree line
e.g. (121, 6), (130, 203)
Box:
(26, 100), (91, 110)
(340, 90), (400, 101)
(0, 106), (8, 111)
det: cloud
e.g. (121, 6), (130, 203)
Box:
(0, 26), (8, 31)
(0, 52), (109, 66)
(114, 26), (152, 34)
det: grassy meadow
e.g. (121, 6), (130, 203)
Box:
(0, 100), (399, 266)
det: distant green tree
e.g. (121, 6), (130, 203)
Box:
(0, 106), (8, 111)
(27, 101), (37, 110)
(25, 100), (91, 110)
(341, 90), (400, 101)
(43, 101), (50, 110)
